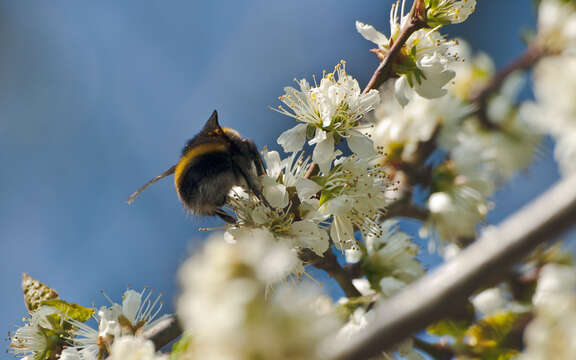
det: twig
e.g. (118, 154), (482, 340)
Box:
(299, 248), (362, 298)
(142, 315), (182, 349)
(472, 46), (548, 129)
(380, 198), (429, 222)
(362, 0), (427, 94)
(328, 173), (576, 360)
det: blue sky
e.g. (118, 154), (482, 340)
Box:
(1, 1), (557, 358)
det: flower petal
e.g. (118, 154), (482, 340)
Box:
(355, 21), (389, 46)
(347, 130), (375, 157)
(312, 133), (334, 174)
(277, 124), (307, 153)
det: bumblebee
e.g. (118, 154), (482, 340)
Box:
(127, 110), (266, 223)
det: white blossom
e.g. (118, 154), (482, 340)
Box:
(471, 287), (508, 316)
(68, 288), (168, 351)
(177, 233), (340, 360)
(356, 1), (460, 105)
(60, 346), (98, 360)
(107, 336), (167, 360)
(273, 61), (379, 173)
(536, 0), (576, 53)
(520, 264), (576, 360)
(447, 38), (494, 100)
(426, 0), (477, 25)
(365, 220), (424, 291)
(421, 182), (490, 244)
(371, 83), (472, 161)
(9, 306), (64, 358)
(522, 56), (576, 175)
(317, 155), (393, 253)
(226, 185), (329, 260)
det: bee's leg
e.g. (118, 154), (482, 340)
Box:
(236, 139), (273, 209)
(215, 208), (236, 224)
(245, 139), (266, 176)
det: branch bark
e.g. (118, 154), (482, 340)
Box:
(299, 248), (362, 298)
(328, 173), (576, 360)
(472, 46), (548, 129)
(142, 315), (182, 350)
(362, 0), (427, 94)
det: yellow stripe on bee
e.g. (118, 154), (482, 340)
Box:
(221, 127), (240, 137)
(174, 143), (228, 187)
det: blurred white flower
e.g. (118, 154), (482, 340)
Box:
(471, 287), (508, 316)
(522, 56), (576, 175)
(274, 61), (379, 173)
(364, 220), (424, 291)
(337, 307), (371, 341)
(177, 233), (340, 360)
(521, 264), (576, 360)
(371, 83), (471, 161)
(60, 346), (98, 360)
(536, 0), (576, 53)
(108, 336), (167, 360)
(422, 182), (490, 244)
(447, 38), (494, 100)
(532, 263), (576, 307)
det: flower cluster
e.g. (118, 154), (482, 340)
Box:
(274, 61), (380, 173)
(521, 263), (576, 359)
(356, 0), (473, 106)
(523, 55), (576, 175)
(177, 233), (340, 359)
(66, 287), (169, 358)
(9, 275), (168, 360)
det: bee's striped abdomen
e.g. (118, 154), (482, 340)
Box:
(174, 143), (241, 215)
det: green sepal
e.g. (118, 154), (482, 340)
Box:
(466, 311), (528, 353)
(318, 191), (329, 207)
(334, 295), (376, 320)
(306, 124), (316, 139)
(428, 318), (470, 339)
(170, 335), (193, 360)
(41, 299), (94, 322)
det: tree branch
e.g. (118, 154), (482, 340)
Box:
(362, 0), (427, 94)
(299, 248), (362, 298)
(328, 173), (576, 360)
(142, 315), (182, 350)
(472, 46), (548, 129)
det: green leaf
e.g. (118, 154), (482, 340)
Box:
(171, 335), (193, 360)
(428, 319), (470, 339)
(41, 299), (94, 322)
(22, 273), (59, 313)
(466, 311), (523, 350)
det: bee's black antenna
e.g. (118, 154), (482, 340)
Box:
(126, 165), (176, 204)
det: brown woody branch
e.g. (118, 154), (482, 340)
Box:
(299, 248), (363, 298)
(472, 46), (548, 129)
(142, 315), (182, 350)
(362, 0), (427, 94)
(327, 173), (576, 360)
